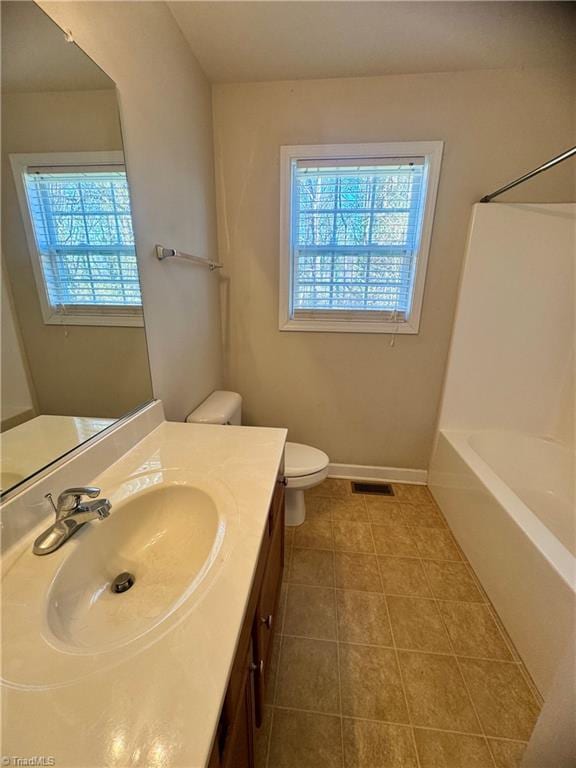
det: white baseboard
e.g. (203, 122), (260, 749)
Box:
(328, 462), (428, 485)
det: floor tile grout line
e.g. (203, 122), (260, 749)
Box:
(418, 546), (499, 768)
(318, 581), (487, 604)
(410, 726), (529, 746)
(284, 561), (539, 648)
(332, 525), (346, 768)
(280, 626), (541, 669)
(400, 518), (463, 563)
(264, 708), (274, 768)
(268, 704), (530, 744)
(290, 541), (466, 564)
(277, 630), (527, 665)
(266, 537), (292, 768)
(486, 601), (522, 662)
(418, 498), (544, 709)
(469, 575), (544, 706)
(284, 581), (340, 593)
(516, 661), (545, 708)
(367, 511), (423, 768)
(299, 484), (537, 764)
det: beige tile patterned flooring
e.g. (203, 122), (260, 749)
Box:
(256, 480), (543, 768)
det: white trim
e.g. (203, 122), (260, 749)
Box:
(279, 141), (443, 334)
(9, 151), (143, 328)
(281, 316), (420, 334)
(328, 462), (428, 485)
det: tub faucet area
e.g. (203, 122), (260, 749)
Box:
(33, 486), (112, 556)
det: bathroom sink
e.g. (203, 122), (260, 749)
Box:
(45, 483), (224, 653)
(1, 471), (236, 687)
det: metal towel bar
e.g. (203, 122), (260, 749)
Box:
(155, 245), (223, 271)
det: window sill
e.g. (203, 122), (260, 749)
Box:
(43, 312), (144, 328)
(279, 317), (420, 334)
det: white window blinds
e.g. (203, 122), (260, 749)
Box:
(23, 165), (142, 313)
(292, 157), (427, 321)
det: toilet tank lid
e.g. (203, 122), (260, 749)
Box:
(186, 391), (242, 424)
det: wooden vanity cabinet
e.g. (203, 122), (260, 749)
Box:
(210, 478), (285, 768)
(220, 639), (256, 768)
(253, 477), (285, 727)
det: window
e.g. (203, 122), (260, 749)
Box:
(10, 151), (143, 327)
(279, 142), (443, 333)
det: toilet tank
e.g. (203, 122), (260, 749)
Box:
(185, 391), (242, 425)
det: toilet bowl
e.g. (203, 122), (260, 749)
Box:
(186, 391), (329, 526)
(283, 442), (329, 526)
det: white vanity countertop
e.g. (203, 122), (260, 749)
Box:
(1, 421), (287, 768)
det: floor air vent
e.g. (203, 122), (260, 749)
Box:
(351, 481), (394, 496)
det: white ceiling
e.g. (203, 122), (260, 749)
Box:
(169, 1), (576, 84)
(1, 2), (113, 94)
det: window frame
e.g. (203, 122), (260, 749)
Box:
(9, 150), (143, 328)
(279, 141), (443, 334)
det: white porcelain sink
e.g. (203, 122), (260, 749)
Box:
(1, 471), (235, 686)
(45, 484), (224, 653)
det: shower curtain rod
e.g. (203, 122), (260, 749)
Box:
(480, 145), (576, 203)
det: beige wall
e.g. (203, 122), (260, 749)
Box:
(1, 264), (36, 426)
(213, 67), (575, 468)
(2, 88), (152, 419)
(40, 1), (223, 421)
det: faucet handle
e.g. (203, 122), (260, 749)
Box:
(56, 486), (101, 517)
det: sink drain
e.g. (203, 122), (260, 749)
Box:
(111, 572), (135, 594)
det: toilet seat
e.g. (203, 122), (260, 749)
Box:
(284, 442), (329, 490)
(285, 442), (329, 476)
(285, 467), (329, 491)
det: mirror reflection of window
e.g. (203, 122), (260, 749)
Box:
(0, 1), (153, 497)
(12, 152), (143, 326)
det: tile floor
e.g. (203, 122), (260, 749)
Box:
(256, 480), (543, 768)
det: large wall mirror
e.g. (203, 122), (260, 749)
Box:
(1, 2), (153, 496)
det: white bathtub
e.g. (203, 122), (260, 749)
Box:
(429, 429), (575, 697)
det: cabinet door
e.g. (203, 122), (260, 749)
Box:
(253, 485), (285, 725)
(222, 642), (255, 768)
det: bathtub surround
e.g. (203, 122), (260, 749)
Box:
(430, 431), (574, 696)
(437, 204), (574, 445)
(39, 1), (223, 421)
(429, 204), (575, 698)
(212, 67), (575, 470)
(521, 646), (576, 768)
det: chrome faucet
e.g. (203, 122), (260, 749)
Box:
(33, 486), (112, 556)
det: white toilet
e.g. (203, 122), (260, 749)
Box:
(186, 391), (329, 526)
